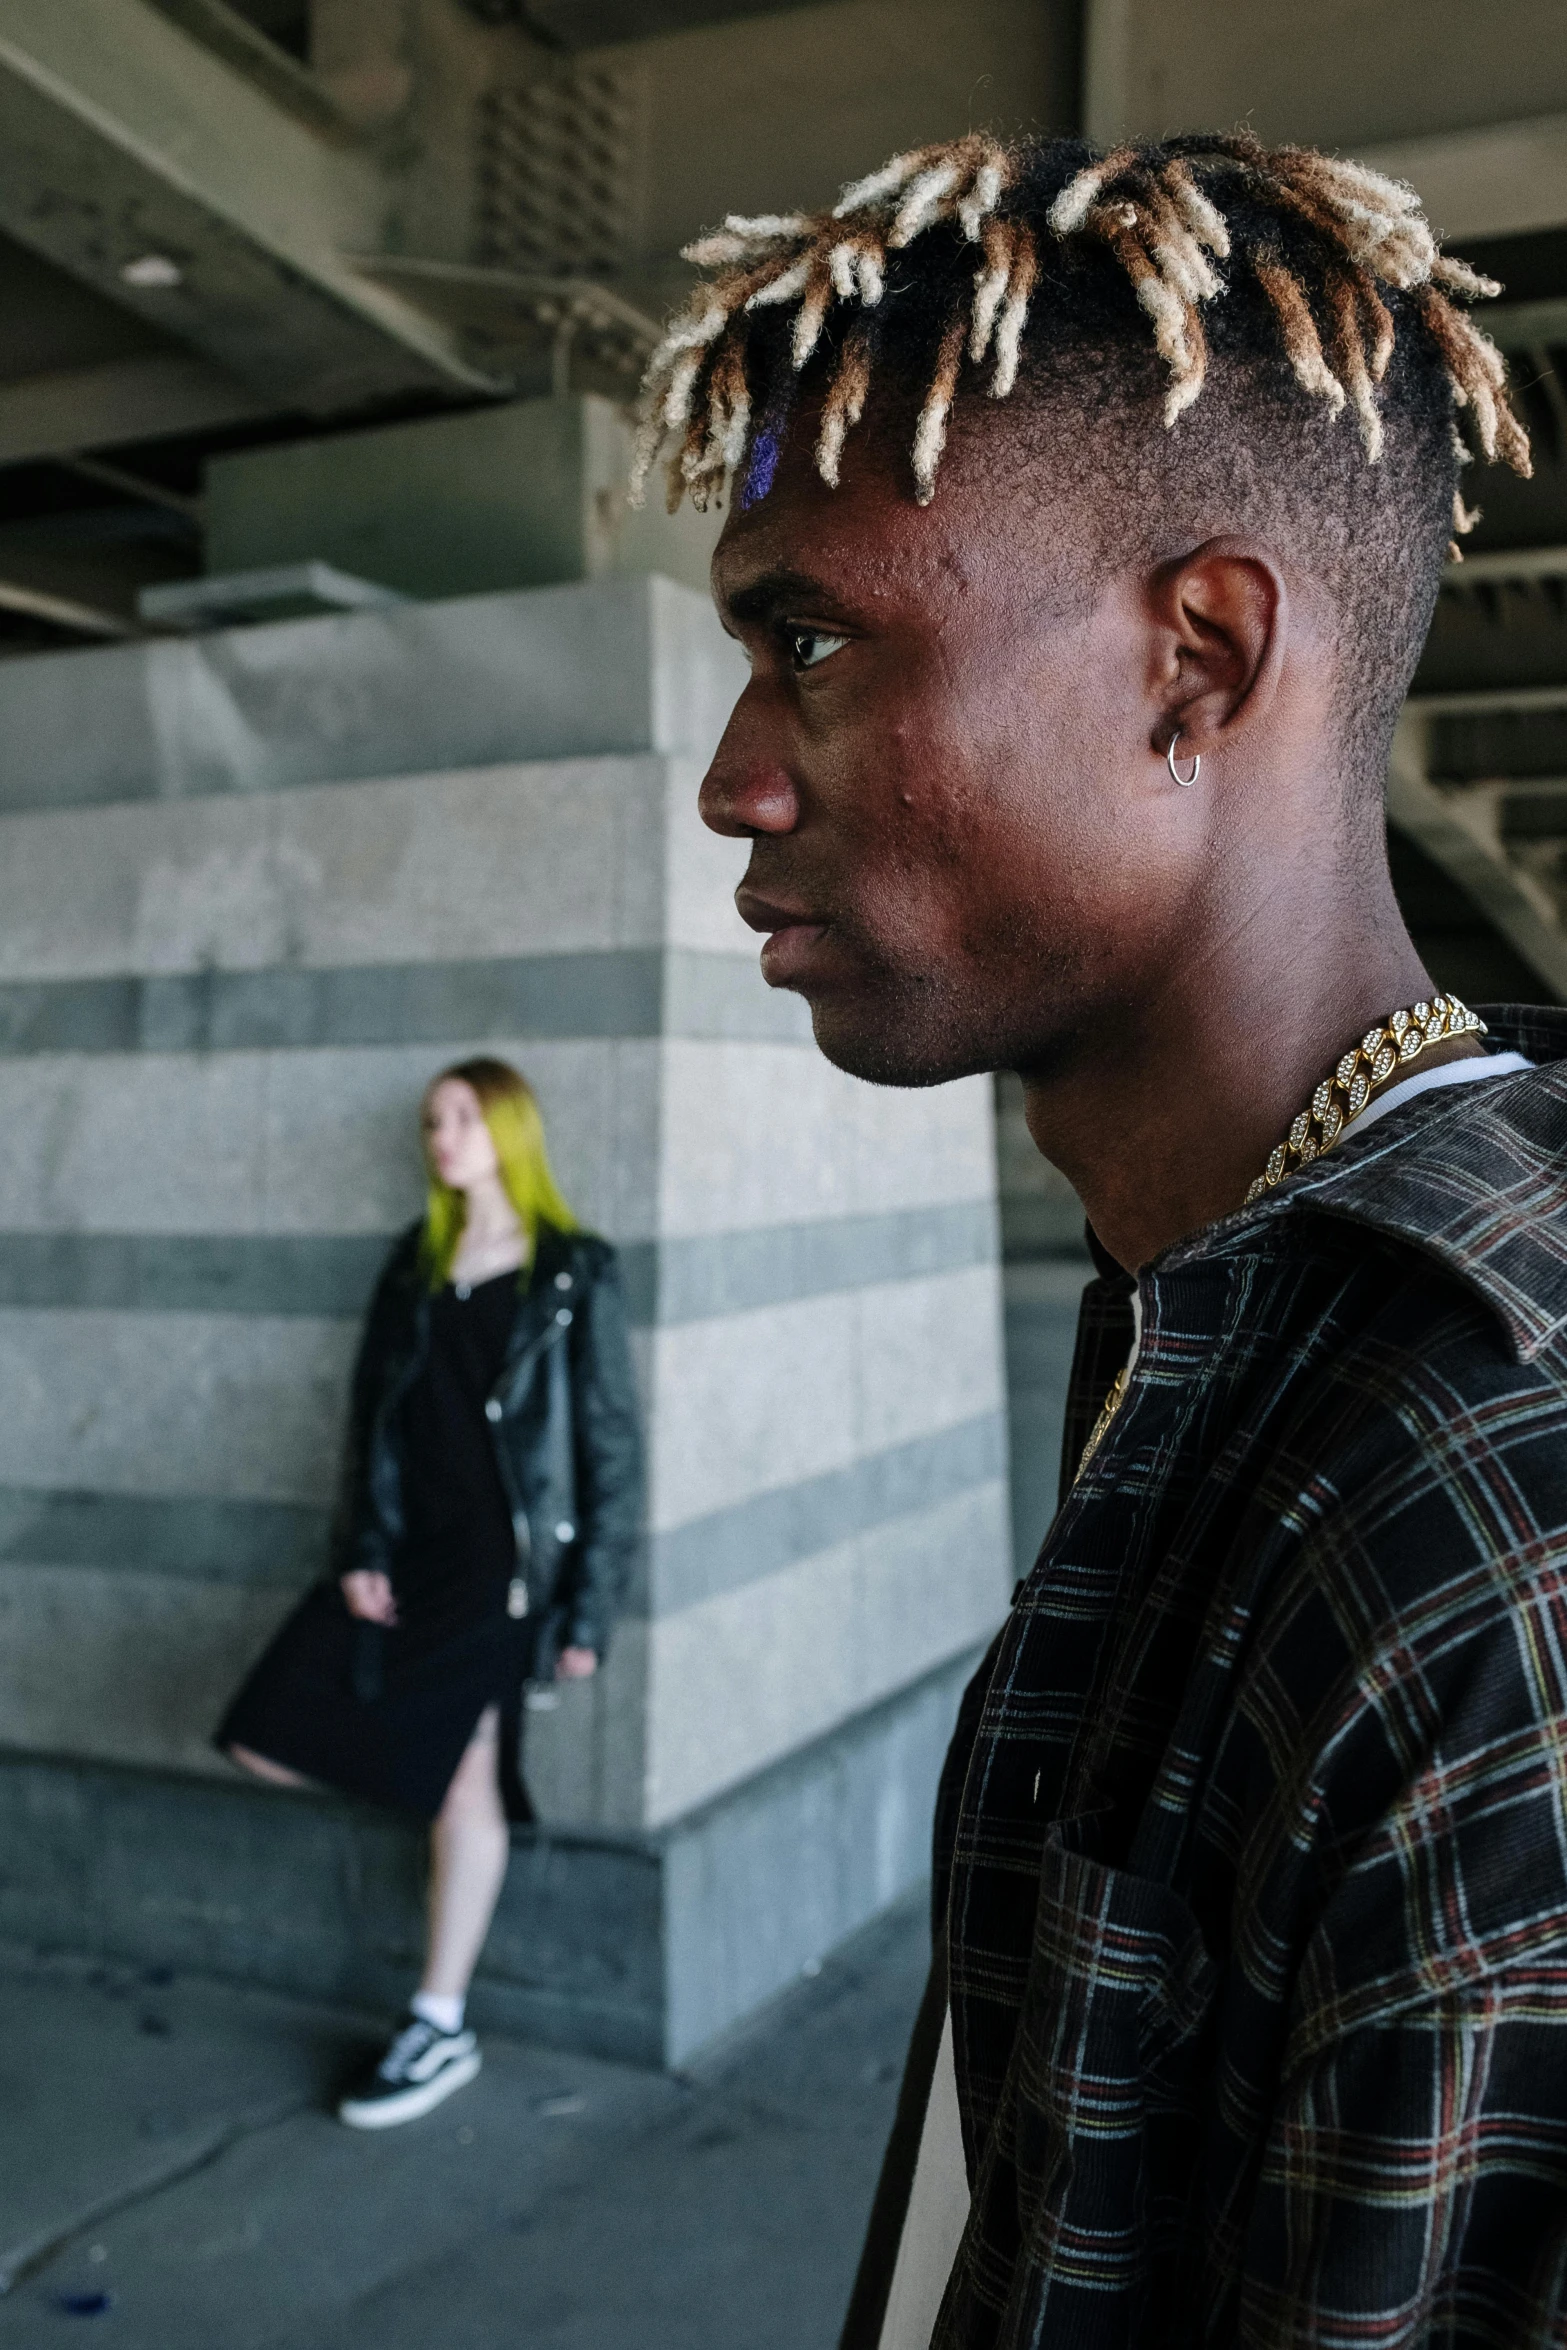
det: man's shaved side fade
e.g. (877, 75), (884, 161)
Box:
(634, 134), (1534, 797)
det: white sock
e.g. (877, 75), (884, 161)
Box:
(411, 1990), (465, 2035)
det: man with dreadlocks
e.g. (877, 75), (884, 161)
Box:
(636, 130), (1567, 2347)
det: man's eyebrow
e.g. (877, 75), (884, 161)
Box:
(720, 565), (840, 627)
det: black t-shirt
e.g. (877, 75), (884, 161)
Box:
(393, 1269), (518, 1640)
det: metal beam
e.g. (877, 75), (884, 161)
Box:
(478, 0), (826, 47)
(1359, 111), (1567, 244)
(1405, 684), (1567, 718)
(1389, 702), (1567, 1001)
(1442, 545), (1567, 587)
(1489, 300), (1567, 354)
(141, 0), (356, 139)
(0, 579), (139, 639)
(346, 255), (660, 388)
(1081, 0), (1132, 145)
(59, 453), (202, 520)
(0, 353), (272, 467)
(349, 257), (660, 347)
(0, 0), (504, 415)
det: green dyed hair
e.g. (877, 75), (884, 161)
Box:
(419, 1056), (577, 1290)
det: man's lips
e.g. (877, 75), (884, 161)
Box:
(758, 921), (830, 986)
(736, 891), (831, 986)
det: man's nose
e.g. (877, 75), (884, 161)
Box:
(698, 743), (801, 839)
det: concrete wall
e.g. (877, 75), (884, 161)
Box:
(204, 396), (723, 602)
(0, 572), (1009, 2059)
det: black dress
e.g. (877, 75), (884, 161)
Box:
(219, 1271), (534, 1820)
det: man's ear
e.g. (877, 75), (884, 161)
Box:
(1147, 536), (1286, 757)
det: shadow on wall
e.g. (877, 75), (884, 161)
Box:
(993, 1072), (1090, 1577)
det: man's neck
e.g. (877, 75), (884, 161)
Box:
(1018, 882), (1482, 1272)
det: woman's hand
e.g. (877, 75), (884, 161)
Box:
(341, 1570), (398, 1625)
(556, 1645), (598, 1680)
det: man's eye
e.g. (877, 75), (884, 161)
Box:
(787, 626), (850, 672)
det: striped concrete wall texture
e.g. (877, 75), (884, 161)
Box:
(0, 575), (1011, 1863)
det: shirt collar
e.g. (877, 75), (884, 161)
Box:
(1165, 1006), (1567, 1363)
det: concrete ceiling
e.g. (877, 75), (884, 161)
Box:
(0, 0), (501, 415)
(502, 0), (824, 44)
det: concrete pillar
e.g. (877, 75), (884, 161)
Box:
(0, 572), (1009, 2061)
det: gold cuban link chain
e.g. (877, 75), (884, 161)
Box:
(1076, 1367), (1129, 1476)
(1074, 991), (1486, 1482)
(1243, 992), (1486, 1204)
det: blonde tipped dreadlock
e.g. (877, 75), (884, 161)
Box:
(1253, 254), (1348, 420)
(631, 131), (1532, 529)
(815, 326), (871, 488)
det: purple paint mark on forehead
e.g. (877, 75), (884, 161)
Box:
(740, 378), (796, 511)
(740, 421), (783, 511)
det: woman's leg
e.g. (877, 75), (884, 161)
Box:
(337, 1712), (506, 2127)
(421, 1705), (510, 2002)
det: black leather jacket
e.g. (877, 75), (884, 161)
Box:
(330, 1220), (642, 1668)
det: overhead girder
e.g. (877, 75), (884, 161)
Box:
(0, 0), (504, 418)
(1360, 109), (1567, 244)
(471, 0), (824, 48)
(1389, 697), (1567, 1004)
(0, 352), (273, 466)
(1394, 544), (1567, 1006)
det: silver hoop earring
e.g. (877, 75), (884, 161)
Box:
(1167, 731), (1200, 788)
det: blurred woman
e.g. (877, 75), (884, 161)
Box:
(218, 1058), (641, 2126)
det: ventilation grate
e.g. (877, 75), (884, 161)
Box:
(476, 68), (636, 277)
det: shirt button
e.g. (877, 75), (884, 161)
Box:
(454, 1280), (471, 1300)
(555, 1307), (572, 1326)
(484, 1399), (503, 1423)
(555, 1520), (575, 1543)
(554, 1271), (572, 1290)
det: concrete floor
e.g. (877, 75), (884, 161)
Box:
(0, 1892), (927, 2348)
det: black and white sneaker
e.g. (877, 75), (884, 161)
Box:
(337, 2013), (481, 2129)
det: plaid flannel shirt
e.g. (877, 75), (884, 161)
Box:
(845, 1007), (1567, 2350)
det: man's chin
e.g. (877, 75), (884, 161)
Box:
(804, 994), (991, 1090)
